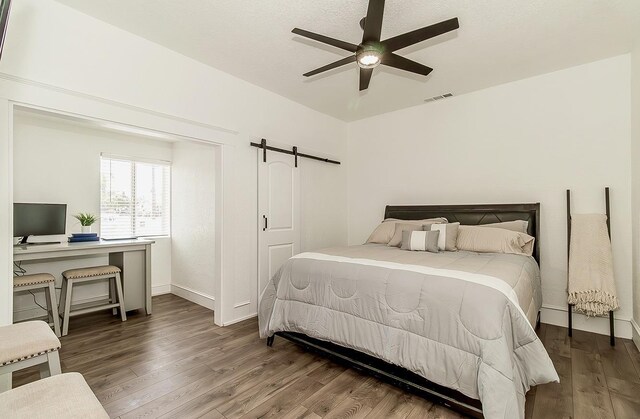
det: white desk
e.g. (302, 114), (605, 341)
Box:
(14, 239), (154, 314)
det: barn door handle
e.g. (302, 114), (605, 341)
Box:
(263, 215), (268, 231)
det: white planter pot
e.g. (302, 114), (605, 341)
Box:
(81, 225), (93, 234)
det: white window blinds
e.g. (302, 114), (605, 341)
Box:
(100, 155), (171, 239)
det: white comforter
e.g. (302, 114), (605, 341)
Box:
(259, 245), (559, 419)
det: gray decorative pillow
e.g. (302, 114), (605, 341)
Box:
(401, 230), (440, 252)
(367, 217), (447, 244)
(424, 222), (460, 251)
(388, 223), (423, 247)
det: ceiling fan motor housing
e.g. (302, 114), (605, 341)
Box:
(356, 43), (385, 68)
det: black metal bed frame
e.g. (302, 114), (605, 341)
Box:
(267, 203), (542, 418)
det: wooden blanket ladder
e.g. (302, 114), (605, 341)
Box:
(566, 187), (615, 346)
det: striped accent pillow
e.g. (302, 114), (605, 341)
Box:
(401, 230), (440, 252)
(425, 222), (460, 251)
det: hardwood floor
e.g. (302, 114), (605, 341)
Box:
(528, 323), (640, 419)
(12, 294), (640, 419)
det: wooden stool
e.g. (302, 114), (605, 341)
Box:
(0, 372), (109, 418)
(60, 265), (126, 337)
(13, 274), (61, 337)
(0, 321), (62, 393)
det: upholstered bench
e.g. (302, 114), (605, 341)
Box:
(0, 321), (61, 392)
(13, 273), (61, 337)
(60, 265), (126, 336)
(0, 372), (109, 418)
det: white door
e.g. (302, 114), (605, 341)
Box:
(258, 151), (300, 298)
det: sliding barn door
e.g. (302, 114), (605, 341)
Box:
(258, 151), (300, 298)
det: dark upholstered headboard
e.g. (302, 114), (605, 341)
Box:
(384, 203), (541, 263)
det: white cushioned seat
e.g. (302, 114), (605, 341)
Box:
(0, 321), (60, 367)
(13, 274), (55, 288)
(0, 372), (109, 418)
(62, 265), (121, 279)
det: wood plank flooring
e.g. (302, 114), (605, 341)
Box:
(12, 294), (640, 418)
(528, 323), (640, 419)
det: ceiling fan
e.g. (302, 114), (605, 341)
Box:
(292, 0), (459, 91)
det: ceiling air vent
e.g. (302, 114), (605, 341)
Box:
(424, 93), (454, 103)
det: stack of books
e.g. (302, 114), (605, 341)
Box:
(68, 232), (100, 243)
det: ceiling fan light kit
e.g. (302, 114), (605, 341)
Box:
(357, 43), (384, 69)
(292, 0), (459, 91)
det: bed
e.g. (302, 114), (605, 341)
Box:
(258, 204), (558, 419)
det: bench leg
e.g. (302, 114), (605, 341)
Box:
(110, 277), (117, 316)
(39, 352), (61, 379)
(58, 278), (67, 320)
(47, 351), (62, 376)
(114, 273), (127, 322)
(44, 286), (53, 324)
(62, 278), (74, 336)
(48, 282), (61, 338)
(0, 373), (11, 393)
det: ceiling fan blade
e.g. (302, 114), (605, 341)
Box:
(303, 56), (356, 77)
(292, 28), (358, 52)
(381, 53), (433, 76)
(362, 0), (386, 43)
(359, 68), (373, 91)
(382, 17), (459, 52)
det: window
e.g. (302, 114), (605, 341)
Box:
(100, 155), (170, 239)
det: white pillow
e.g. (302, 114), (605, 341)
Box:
(424, 222), (460, 251)
(479, 220), (529, 234)
(457, 226), (534, 256)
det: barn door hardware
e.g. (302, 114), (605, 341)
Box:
(251, 139), (340, 165)
(261, 138), (267, 162)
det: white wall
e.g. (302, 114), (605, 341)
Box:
(0, 100), (10, 327)
(348, 55), (633, 337)
(632, 42), (640, 346)
(171, 141), (216, 308)
(12, 111), (173, 320)
(0, 0), (348, 326)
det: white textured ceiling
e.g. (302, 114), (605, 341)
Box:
(54, 0), (640, 121)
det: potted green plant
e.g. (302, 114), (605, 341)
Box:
(73, 213), (98, 233)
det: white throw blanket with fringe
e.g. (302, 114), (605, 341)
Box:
(568, 214), (619, 316)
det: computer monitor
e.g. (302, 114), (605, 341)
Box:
(13, 203), (67, 245)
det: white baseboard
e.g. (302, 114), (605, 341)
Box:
(221, 312), (257, 327)
(541, 304), (632, 339)
(233, 300), (251, 309)
(152, 284), (172, 296)
(12, 294), (108, 322)
(14, 284), (215, 320)
(631, 319), (640, 351)
(170, 284), (215, 310)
